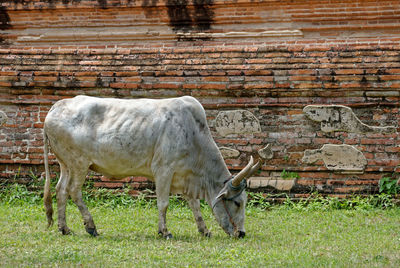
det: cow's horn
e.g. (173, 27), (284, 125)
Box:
(247, 160), (261, 177)
(231, 156), (254, 187)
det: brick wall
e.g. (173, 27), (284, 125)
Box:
(0, 0), (399, 197)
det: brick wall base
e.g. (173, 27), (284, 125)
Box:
(1, 0), (399, 197)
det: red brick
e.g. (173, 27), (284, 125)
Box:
(335, 69), (365, 75)
(131, 177), (149, 182)
(216, 139), (248, 145)
(288, 70), (316, 75)
(314, 138), (342, 144)
(287, 110), (303, 115)
(361, 138), (395, 145)
(94, 182), (124, 188)
(299, 172), (331, 179)
(75, 77), (98, 82)
(110, 83), (138, 89)
(225, 159), (242, 167)
(115, 72), (139, 77)
(335, 187), (364, 193)
(385, 147), (400, 153)
(345, 180), (377, 186)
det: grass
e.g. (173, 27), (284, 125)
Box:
(1, 184), (400, 267)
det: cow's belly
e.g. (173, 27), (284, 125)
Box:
(88, 160), (153, 180)
(89, 152), (189, 195)
(85, 142), (155, 179)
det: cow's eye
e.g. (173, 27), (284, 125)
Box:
(234, 201), (241, 207)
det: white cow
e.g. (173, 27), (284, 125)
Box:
(43, 95), (260, 238)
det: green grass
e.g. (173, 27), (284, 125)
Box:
(0, 197), (400, 267)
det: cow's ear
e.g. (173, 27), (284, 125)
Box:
(215, 188), (228, 200)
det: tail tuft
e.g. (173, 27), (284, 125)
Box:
(43, 131), (54, 229)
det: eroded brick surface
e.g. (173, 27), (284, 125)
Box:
(0, 111), (7, 126)
(302, 144), (367, 174)
(215, 110), (261, 136)
(303, 105), (396, 134)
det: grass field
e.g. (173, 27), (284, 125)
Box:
(1, 189), (400, 267)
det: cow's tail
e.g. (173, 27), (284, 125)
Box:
(43, 130), (54, 228)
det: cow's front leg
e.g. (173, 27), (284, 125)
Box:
(155, 176), (172, 239)
(157, 198), (172, 239)
(187, 198), (211, 237)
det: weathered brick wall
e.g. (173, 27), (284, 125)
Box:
(0, 0), (399, 197)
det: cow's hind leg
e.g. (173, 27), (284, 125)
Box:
(187, 198), (211, 237)
(69, 168), (98, 237)
(56, 163), (72, 235)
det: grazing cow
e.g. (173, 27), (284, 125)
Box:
(43, 95), (261, 238)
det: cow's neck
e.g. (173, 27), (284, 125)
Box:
(194, 135), (231, 203)
(203, 158), (231, 205)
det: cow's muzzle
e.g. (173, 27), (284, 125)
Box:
(237, 231), (246, 238)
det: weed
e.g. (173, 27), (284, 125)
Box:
(0, 180), (398, 211)
(280, 193), (396, 211)
(379, 176), (400, 195)
(247, 192), (271, 210)
(0, 183), (41, 205)
(13, 166), (21, 180)
(281, 169), (300, 179)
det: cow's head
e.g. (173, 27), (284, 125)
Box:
(212, 156), (261, 238)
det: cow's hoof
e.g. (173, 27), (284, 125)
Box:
(165, 233), (173, 240)
(203, 231), (212, 238)
(199, 229), (211, 237)
(86, 227), (98, 237)
(158, 231), (173, 239)
(59, 227), (72, 235)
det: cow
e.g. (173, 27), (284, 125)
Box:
(43, 95), (262, 238)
